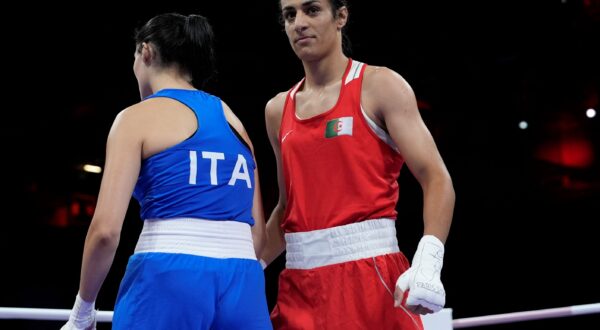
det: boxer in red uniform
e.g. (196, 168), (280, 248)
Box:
(261, 1), (455, 329)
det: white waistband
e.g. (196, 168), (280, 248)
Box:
(134, 218), (256, 260)
(285, 218), (400, 269)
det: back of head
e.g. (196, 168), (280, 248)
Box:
(134, 13), (216, 89)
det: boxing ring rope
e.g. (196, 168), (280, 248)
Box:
(1, 303), (599, 328)
(452, 303), (600, 328)
(0, 308), (113, 322)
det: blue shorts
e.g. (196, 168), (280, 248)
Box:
(112, 253), (272, 330)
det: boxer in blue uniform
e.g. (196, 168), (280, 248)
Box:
(61, 13), (271, 330)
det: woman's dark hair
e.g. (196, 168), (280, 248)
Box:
(134, 13), (216, 89)
(330, 0), (351, 55)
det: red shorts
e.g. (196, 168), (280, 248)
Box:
(271, 252), (424, 330)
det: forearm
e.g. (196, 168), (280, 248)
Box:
(252, 225), (266, 258)
(260, 204), (286, 265)
(422, 174), (455, 244)
(251, 169), (267, 257)
(78, 225), (120, 302)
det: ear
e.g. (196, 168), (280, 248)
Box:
(141, 42), (155, 65)
(336, 6), (348, 30)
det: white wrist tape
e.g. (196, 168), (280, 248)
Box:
(396, 235), (446, 312)
(61, 293), (96, 330)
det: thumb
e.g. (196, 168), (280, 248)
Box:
(396, 269), (411, 292)
(394, 269), (411, 307)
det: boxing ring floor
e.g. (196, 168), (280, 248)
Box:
(1, 303), (599, 329)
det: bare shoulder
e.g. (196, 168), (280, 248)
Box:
(363, 65), (414, 96)
(221, 100), (254, 151)
(113, 98), (149, 125)
(108, 98), (171, 142)
(116, 98), (163, 122)
(265, 91), (288, 120)
(110, 101), (146, 130)
(221, 100), (244, 129)
(264, 91), (288, 138)
(103, 107), (140, 148)
(362, 65), (417, 116)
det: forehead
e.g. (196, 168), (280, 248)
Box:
(281, 0), (327, 10)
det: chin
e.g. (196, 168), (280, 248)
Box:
(295, 49), (322, 62)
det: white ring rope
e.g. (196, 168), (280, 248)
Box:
(0, 308), (113, 322)
(0, 303), (598, 327)
(452, 303), (600, 328)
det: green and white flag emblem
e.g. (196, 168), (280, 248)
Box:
(325, 117), (353, 138)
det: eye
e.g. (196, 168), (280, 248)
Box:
(306, 5), (321, 16)
(283, 10), (296, 22)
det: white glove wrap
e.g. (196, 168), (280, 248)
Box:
(61, 293), (97, 330)
(396, 235), (446, 312)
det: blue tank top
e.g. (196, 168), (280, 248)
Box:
(133, 89), (256, 225)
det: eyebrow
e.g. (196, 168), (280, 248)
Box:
(282, 0), (321, 12)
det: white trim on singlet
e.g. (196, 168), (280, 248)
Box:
(345, 60), (364, 85)
(361, 106), (400, 153)
(134, 218), (257, 260)
(289, 80), (303, 100)
(289, 60), (398, 153)
(285, 218), (400, 269)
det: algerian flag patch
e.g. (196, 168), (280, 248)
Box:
(325, 117), (353, 138)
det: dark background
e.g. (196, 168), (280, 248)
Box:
(1, 1), (599, 329)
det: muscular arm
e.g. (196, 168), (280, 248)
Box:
(78, 108), (143, 302)
(363, 67), (454, 314)
(259, 93), (288, 266)
(362, 67), (454, 243)
(222, 102), (266, 257)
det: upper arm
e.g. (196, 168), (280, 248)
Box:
(221, 101), (265, 234)
(362, 67), (450, 183)
(91, 108), (143, 234)
(222, 101), (255, 153)
(265, 92), (288, 206)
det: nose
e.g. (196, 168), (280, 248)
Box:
(293, 11), (309, 32)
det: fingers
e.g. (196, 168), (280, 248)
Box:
(412, 304), (434, 315)
(393, 286), (404, 307)
(394, 296), (435, 315)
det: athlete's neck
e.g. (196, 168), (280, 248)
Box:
(149, 69), (195, 95)
(302, 53), (348, 89)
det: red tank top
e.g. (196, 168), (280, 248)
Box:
(279, 59), (404, 233)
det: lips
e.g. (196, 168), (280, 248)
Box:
(295, 36), (312, 43)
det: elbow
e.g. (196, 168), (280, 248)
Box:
(413, 162), (452, 188)
(273, 200), (287, 217)
(86, 220), (121, 249)
(446, 171), (455, 197)
(440, 171), (456, 204)
(421, 169), (455, 199)
(445, 172), (455, 196)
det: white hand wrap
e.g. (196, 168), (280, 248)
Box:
(396, 235), (446, 312)
(61, 293), (97, 330)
